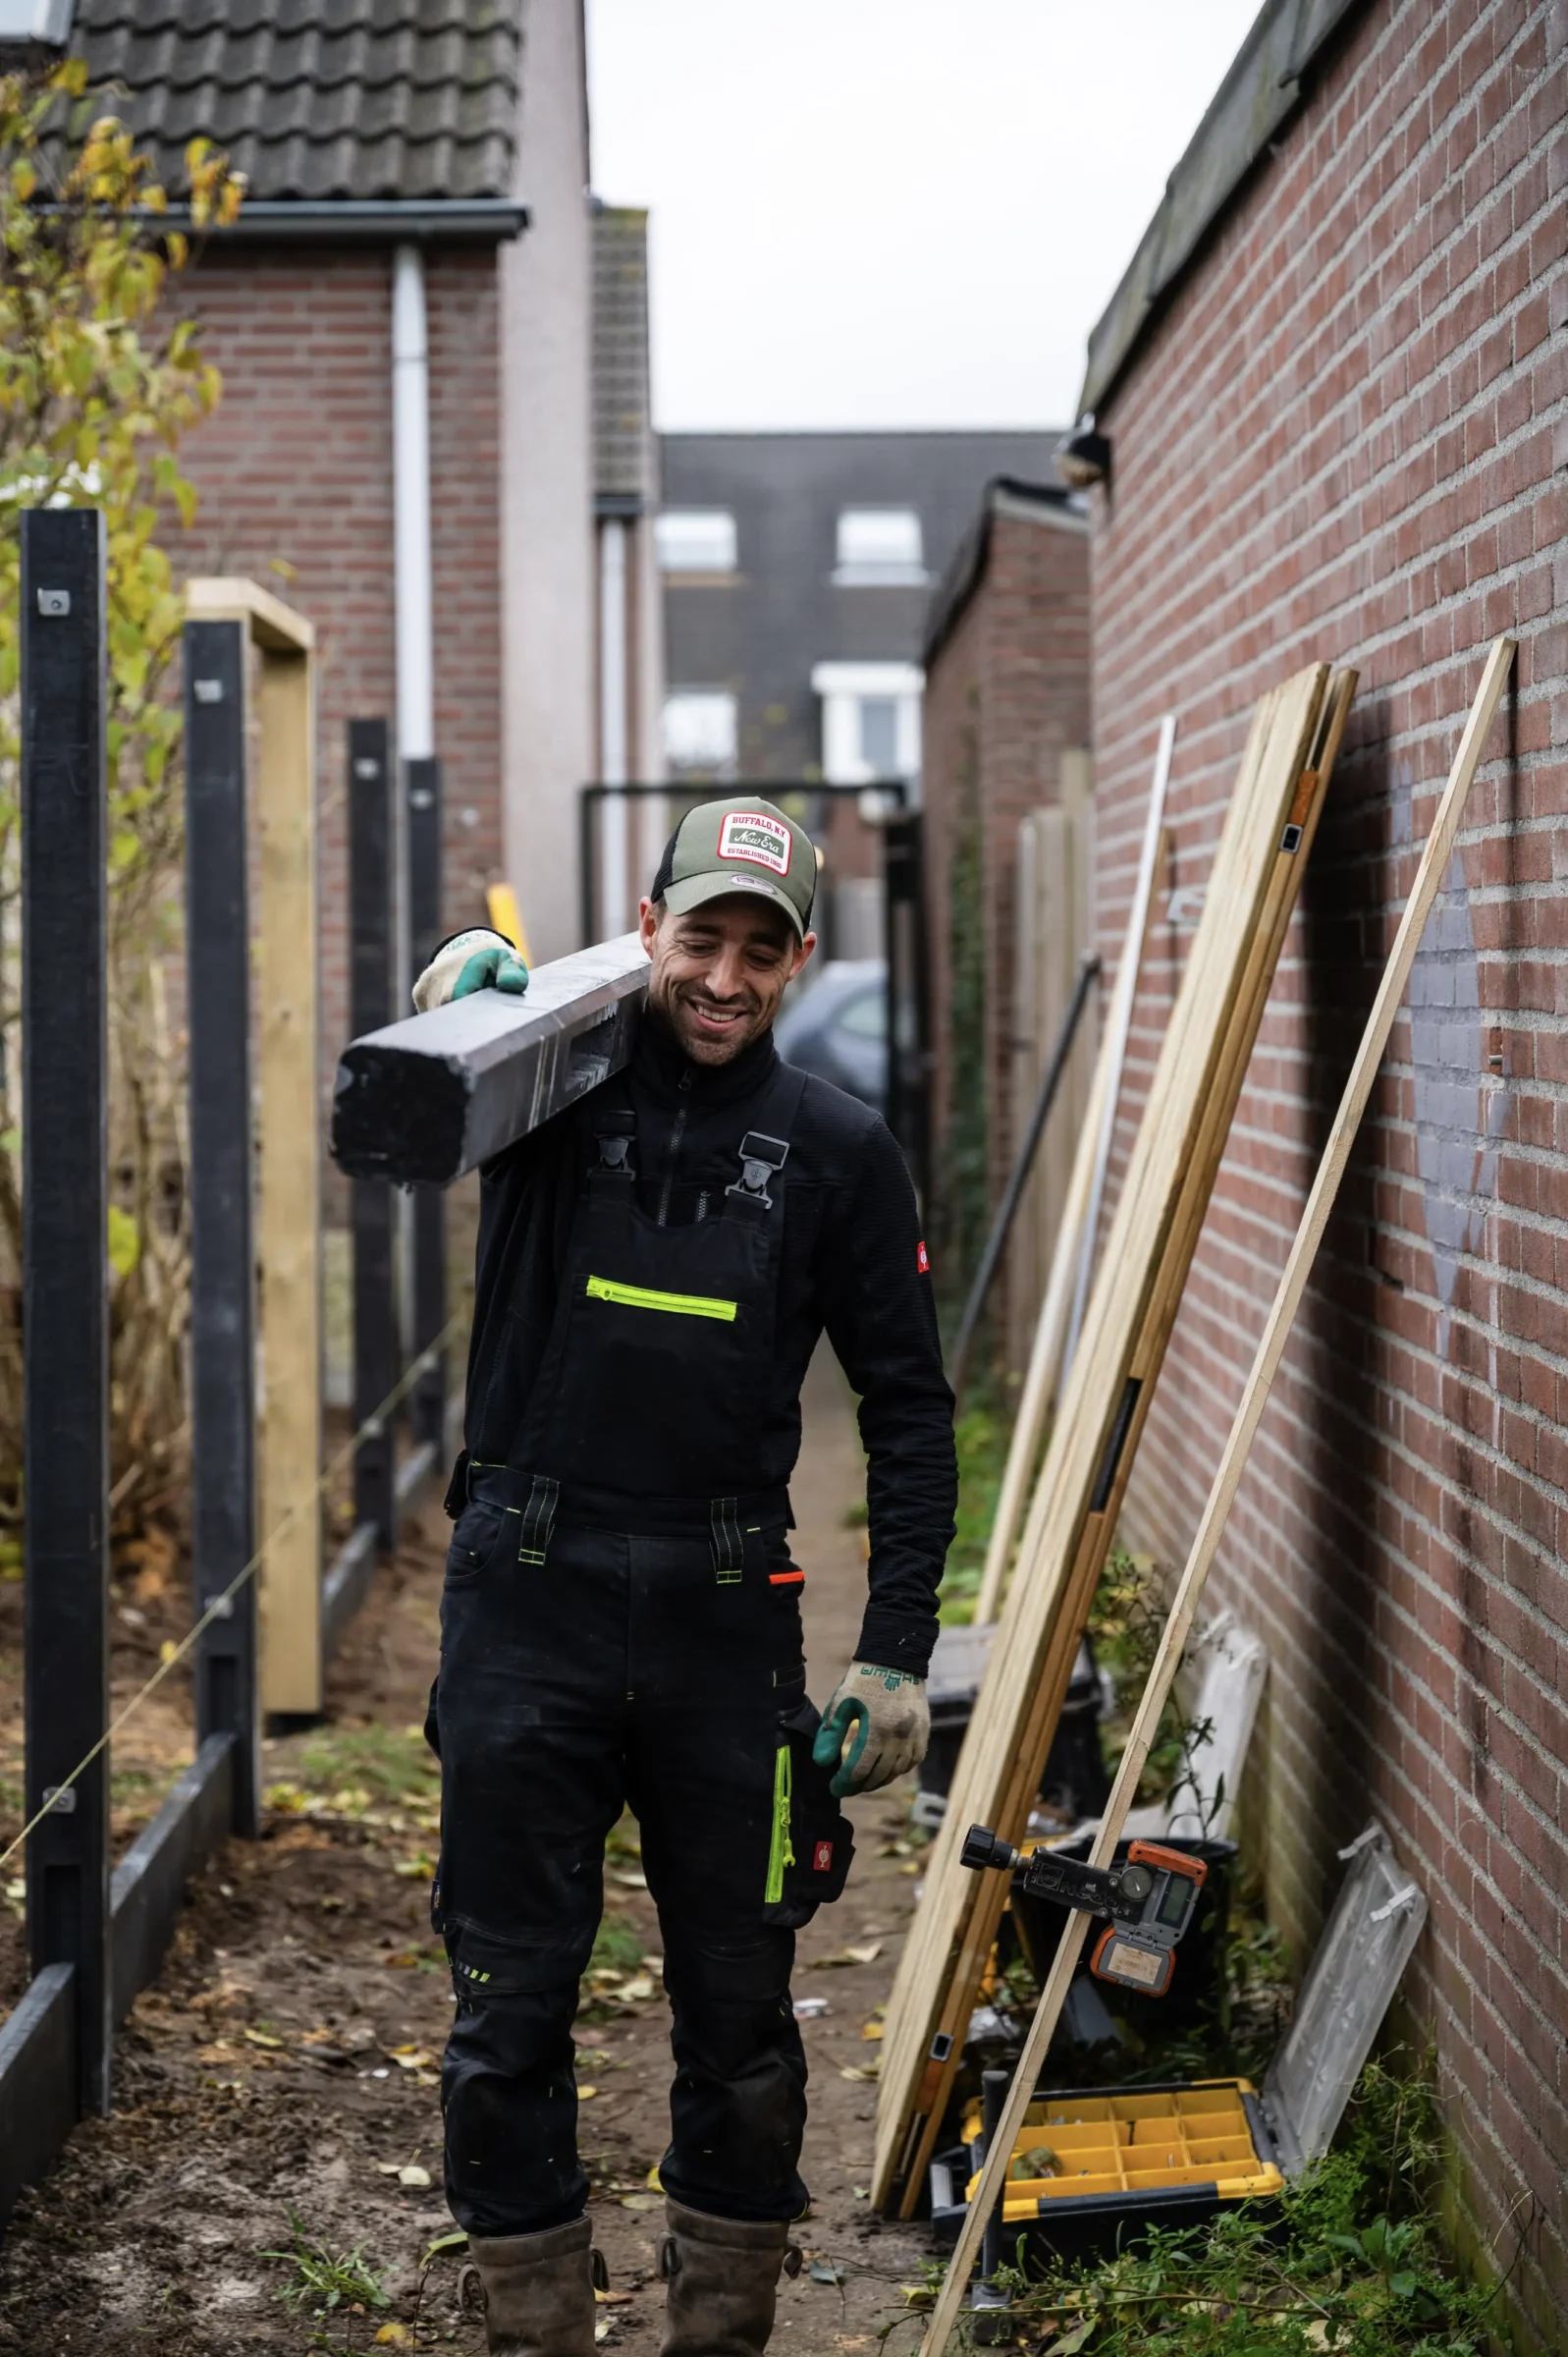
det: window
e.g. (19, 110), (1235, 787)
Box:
(811, 662), (924, 789)
(834, 508), (926, 585)
(656, 510), (737, 575)
(858, 697), (900, 780)
(662, 690), (738, 776)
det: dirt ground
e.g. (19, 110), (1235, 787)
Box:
(0, 1354), (936, 2354)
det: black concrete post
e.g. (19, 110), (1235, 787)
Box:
(405, 755), (446, 1450)
(350, 720), (397, 1546)
(21, 507), (112, 2117)
(185, 617), (260, 1838)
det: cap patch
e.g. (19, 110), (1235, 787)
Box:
(916, 1240), (930, 1275)
(717, 809), (791, 876)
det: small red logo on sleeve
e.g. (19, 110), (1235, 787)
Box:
(916, 1240), (930, 1274)
(813, 1840), (835, 1873)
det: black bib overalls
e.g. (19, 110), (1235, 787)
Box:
(432, 1067), (829, 2237)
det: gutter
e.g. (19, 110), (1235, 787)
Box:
(145, 197), (530, 243)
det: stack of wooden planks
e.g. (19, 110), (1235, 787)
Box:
(875, 661), (1358, 2215)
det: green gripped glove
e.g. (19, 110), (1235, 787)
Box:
(411, 927), (530, 1014)
(813, 1663), (930, 1799)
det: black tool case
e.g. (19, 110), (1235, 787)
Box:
(929, 1822), (1428, 2266)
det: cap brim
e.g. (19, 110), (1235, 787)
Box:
(661, 870), (806, 940)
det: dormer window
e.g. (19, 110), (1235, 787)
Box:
(834, 509), (926, 586)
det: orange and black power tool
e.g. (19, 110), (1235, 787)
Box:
(960, 1825), (1208, 1998)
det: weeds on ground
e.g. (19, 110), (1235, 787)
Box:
(921, 2055), (1509, 2356)
(297, 1722), (443, 1807)
(263, 2207), (390, 2343)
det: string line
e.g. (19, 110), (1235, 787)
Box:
(0, 1306), (468, 1876)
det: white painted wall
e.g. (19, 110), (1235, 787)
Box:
(500, 0), (596, 963)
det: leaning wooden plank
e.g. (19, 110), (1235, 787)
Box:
(876, 680), (1295, 2197)
(332, 933), (651, 1185)
(876, 666), (1334, 2213)
(1000, 672), (1355, 1679)
(885, 674), (1355, 2216)
(1064, 714), (1174, 1364)
(974, 722), (1176, 1621)
(918, 635), (1514, 2357)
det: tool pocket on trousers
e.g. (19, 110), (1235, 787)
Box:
(763, 1699), (855, 1931)
(444, 1499), (512, 1584)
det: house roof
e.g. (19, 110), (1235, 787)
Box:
(67, 0), (525, 210)
(592, 202), (655, 516)
(1080, 0), (1368, 415)
(922, 477), (1085, 670)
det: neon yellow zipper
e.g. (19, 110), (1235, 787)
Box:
(765, 1744), (794, 1903)
(586, 1275), (737, 1322)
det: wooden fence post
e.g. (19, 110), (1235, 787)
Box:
(21, 506), (112, 2116)
(186, 580), (318, 1721)
(350, 719), (397, 1548)
(185, 617), (261, 1834)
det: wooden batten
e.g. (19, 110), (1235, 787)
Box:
(186, 578), (321, 1719)
(875, 664), (1357, 2217)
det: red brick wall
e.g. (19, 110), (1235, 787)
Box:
(923, 502), (1089, 1269)
(173, 243), (504, 1205)
(1086, 1), (1565, 2336)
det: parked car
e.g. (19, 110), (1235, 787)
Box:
(775, 959), (888, 1114)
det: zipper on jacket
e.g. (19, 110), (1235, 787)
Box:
(657, 1068), (692, 1227)
(765, 1742), (794, 1904)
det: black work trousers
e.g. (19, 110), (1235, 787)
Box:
(429, 1509), (810, 2237)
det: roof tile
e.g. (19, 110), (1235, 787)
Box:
(68, 0), (522, 204)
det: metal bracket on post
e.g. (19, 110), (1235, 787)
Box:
(349, 720), (398, 1550)
(22, 506), (112, 2118)
(405, 753), (446, 1450)
(185, 617), (262, 1836)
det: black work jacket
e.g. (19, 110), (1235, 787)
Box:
(459, 1014), (956, 1676)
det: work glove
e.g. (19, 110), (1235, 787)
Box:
(813, 1663), (930, 1799)
(412, 927), (529, 1014)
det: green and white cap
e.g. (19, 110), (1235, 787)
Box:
(651, 796), (817, 940)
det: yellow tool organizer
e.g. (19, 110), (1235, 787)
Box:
(958, 2080), (1282, 2223)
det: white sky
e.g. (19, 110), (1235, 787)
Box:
(586, 0), (1265, 432)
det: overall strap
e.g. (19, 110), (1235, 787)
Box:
(722, 1063), (809, 1219)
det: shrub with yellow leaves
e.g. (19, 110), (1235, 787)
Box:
(0, 62), (243, 1539)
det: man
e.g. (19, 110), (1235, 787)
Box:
(417, 797), (956, 2357)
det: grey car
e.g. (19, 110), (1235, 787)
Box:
(774, 959), (888, 1115)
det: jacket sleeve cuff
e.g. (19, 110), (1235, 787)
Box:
(853, 1612), (939, 1680)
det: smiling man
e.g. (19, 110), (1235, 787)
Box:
(418, 796), (956, 2357)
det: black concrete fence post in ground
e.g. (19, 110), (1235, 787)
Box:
(405, 752), (446, 1451)
(185, 616), (262, 1838)
(350, 719), (398, 1550)
(21, 506), (112, 2118)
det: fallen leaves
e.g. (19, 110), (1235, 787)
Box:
(811, 1943), (881, 1970)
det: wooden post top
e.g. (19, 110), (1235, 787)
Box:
(185, 576), (314, 656)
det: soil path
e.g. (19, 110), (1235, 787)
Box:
(0, 1351), (935, 2354)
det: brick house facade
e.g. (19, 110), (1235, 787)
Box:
(920, 482), (1090, 1340)
(57, 3), (656, 1378)
(1078, 0), (1566, 2336)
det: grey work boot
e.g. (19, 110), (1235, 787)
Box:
(460, 2217), (603, 2357)
(658, 2198), (802, 2357)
